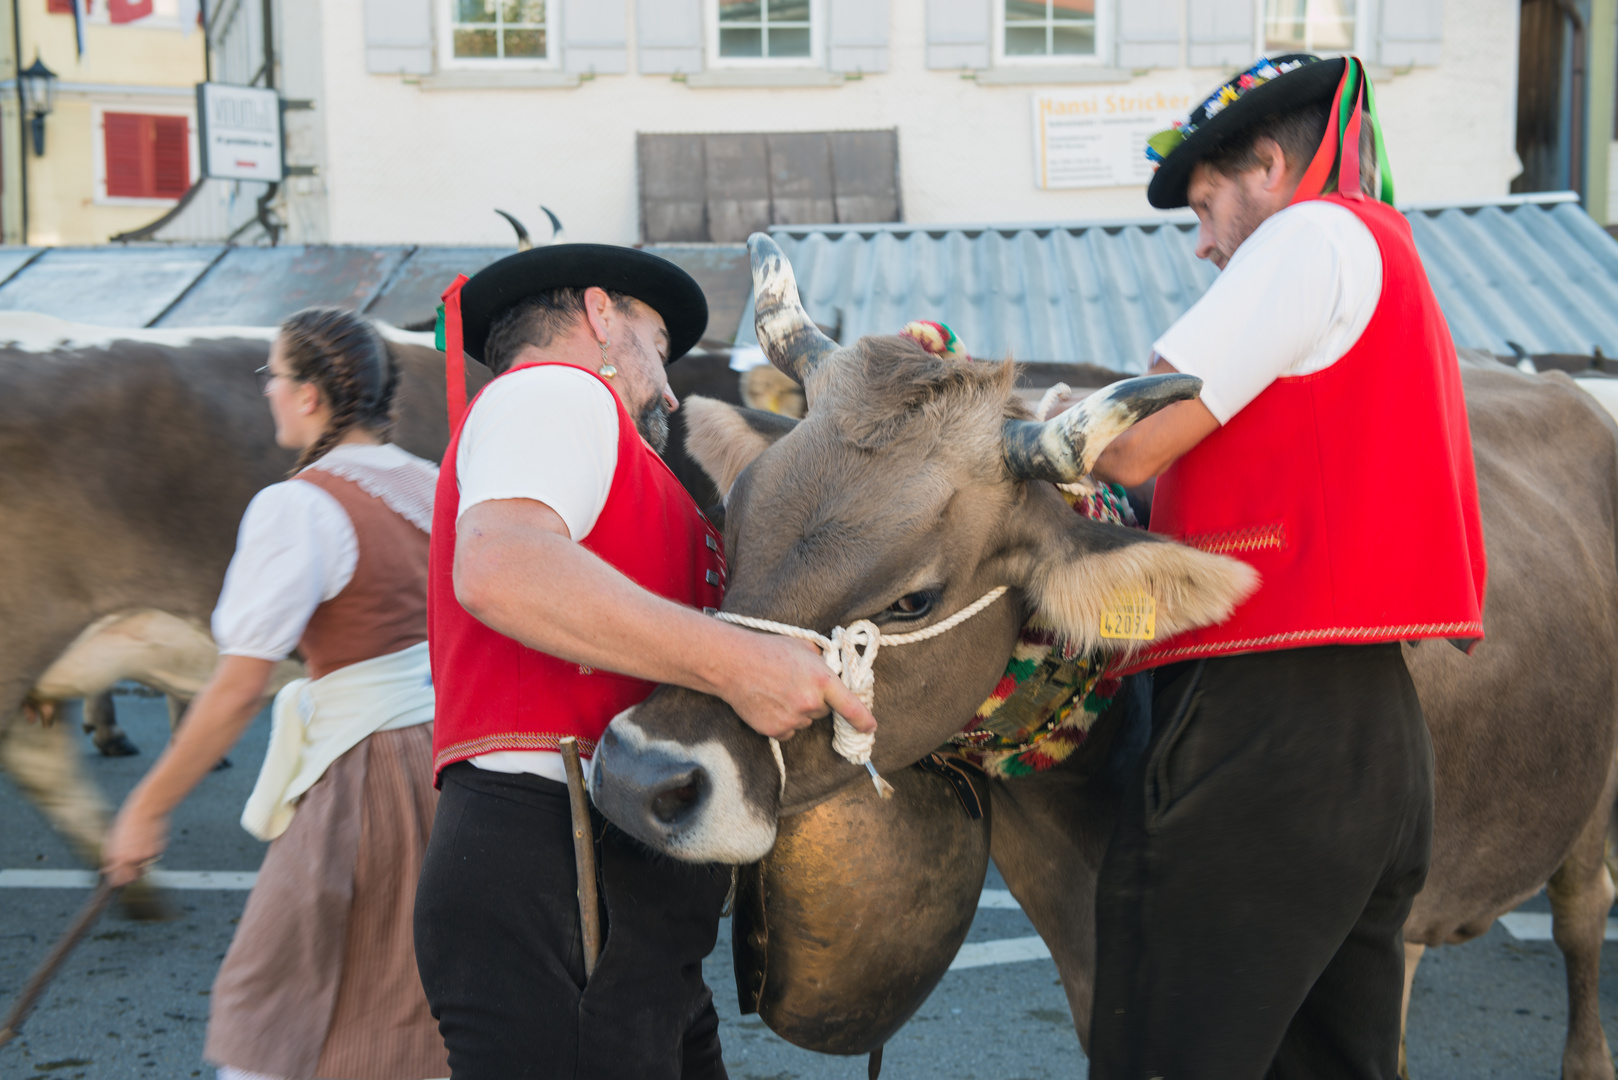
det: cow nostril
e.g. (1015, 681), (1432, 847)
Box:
(650, 770), (707, 825)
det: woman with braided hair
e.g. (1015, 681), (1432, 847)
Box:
(103, 306), (449, 1080)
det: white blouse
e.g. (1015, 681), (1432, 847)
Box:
(212, 443), (437, 662)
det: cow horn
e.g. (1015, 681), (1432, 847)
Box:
(1002, 373), (1204, 483)
(748, 233), (835, 384)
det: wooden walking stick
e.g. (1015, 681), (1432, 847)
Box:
(0, 877), (118, 1049)
(559, 737), (602, 979)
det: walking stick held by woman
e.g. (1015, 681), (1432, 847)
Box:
(560, 736), (602, 979)
(0, 877), (118, 1048)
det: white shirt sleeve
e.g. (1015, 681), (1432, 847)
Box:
(1153, 200), (1383, 424)
(211, 480), (358, 661)
(455, 365), (619, 541)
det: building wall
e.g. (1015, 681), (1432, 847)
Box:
(5, 4), (206, 245)
(300, 0), (1523, 248)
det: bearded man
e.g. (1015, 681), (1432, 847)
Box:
(415, 245), (874, 1079)
(1087, 56), (1487, 1078)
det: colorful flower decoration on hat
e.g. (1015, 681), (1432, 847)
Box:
(900, 320), (971, 361)
(1144, 55), (1312, 169)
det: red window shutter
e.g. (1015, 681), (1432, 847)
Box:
(151, 116), (190, 197)
(47, 0), (72, 12)
(105, 113), (149, 197)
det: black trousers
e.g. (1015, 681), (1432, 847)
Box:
(1089, 644), (1433, 1080)
(414, 764), (733, 1080)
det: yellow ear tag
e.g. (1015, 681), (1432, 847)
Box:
(1100, 592), (1157, 641)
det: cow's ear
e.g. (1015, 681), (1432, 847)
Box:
(683, 396), (798, 499)
(1026, 515), (1258, 656)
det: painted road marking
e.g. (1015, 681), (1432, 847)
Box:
(950, 936), (1051, 970)
(0, 869), (258, 890)
(1497, 912), (1618, 942)
(978, 888), (1020, 909)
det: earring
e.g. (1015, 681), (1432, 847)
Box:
(598, 338), (616, 379)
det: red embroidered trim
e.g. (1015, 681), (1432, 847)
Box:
(433, 731), (599, 772)
(1144, 621), (1485, 664)
(1182, 523), (1287, 554)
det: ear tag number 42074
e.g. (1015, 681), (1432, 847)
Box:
(1100, 592), (1156, 641)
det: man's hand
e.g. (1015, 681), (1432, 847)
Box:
(716, 634), (876, 741)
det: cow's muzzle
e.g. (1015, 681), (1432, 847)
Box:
(590, 708), (779, 864)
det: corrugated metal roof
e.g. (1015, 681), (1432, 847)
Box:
(0, 246), (225, 327)
(361, 246), (510, 329)
(154, 246), (415, 327)
(733, 192), (1618, 371)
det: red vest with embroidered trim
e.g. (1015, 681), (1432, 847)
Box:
(427, 360), (725, 780)
(1123, 196), (1486, 672)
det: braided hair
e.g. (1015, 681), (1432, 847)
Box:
(278, 307), (398, 472)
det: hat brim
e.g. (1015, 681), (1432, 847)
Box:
(459, 244), (709, 363)
(1147, 57), (1347, 211)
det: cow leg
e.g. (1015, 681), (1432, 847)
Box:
(1398, 941), (1424, 1079)
(83, 691), (140, 756)
(1547, 775), (1618, 1080)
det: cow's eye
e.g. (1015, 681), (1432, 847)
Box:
(886, 592), (936, 620)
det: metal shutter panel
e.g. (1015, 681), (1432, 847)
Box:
(926, 0), (990, 70)
(830, 0), (890, 73)
(364, 0), (433, 75)
(1117, 0), (1181, 69)
(1187, 0), (1253, 68)
(1377, 0), (1442, 67)
(638, 0), (704, 74)
(151, 115), (190, 197)
(562, 0), (627, 74)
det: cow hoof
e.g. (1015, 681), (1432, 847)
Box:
(117, 879), (179, 922)
(93, 733), (141, 757)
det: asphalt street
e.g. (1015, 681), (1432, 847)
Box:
(2, 693), (1617, 1080)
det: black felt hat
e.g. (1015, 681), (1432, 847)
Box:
(459, 244), (709, 363)
(1147, 54), (1346, 211)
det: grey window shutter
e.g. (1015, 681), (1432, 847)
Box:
(638, 0), (704, 74)
(1187, 0), (1254, 68)
(1117, 0), (1181, 69)
(1377, 0), (1442, 68)
(365, 0), (433, 75)
(829, 0), (889, 73)
(562, 0), (627, 74)
(926, 0), (990, 70)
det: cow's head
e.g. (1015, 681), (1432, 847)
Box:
(591, 235), (1256, 863)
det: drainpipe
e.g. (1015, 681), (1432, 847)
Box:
(10, 0), (26, 244)
(1557, 0), (1587, 199)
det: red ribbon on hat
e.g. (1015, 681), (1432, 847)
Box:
(1291, 57), (1373, 206)
(440, 273), (470, 432)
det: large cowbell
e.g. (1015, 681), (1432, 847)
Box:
(731, 761), (992, 1055)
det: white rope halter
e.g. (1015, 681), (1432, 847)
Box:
(714, 586), (1009, 799)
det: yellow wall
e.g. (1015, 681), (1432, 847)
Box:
(5, 6), (206, 245)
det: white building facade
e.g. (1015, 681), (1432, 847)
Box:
(219, 0), (1516, 247)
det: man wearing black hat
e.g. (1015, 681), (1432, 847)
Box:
(413, 246), (875, 1079)
(1085, 56), (1487, 1076)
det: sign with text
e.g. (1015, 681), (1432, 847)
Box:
(1032, 86), (1196, 190)
(196, 82), (282, 183)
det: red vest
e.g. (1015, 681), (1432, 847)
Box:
(428, 361), (725, 780)
(1122, 196), (1486, 672)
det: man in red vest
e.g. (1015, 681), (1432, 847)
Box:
(414, 245), (874, 1079)
(1086, 56), (1486, 1077)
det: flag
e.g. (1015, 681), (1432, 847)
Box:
(108, 0), (154, 23)
(70, 0), (86, 55)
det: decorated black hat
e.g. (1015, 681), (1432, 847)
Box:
(434, 243), (709, 430)
(1144, 54), (1394, 211)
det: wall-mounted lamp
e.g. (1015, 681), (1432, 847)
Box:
(19, 56), (58, 157)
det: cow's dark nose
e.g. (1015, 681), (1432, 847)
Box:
(650, 768), (708, 825)
(591, 722), (712, 847)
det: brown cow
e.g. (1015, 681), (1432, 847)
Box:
(591, 240), (1618, 1080)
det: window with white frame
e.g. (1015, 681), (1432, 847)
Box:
(997, 0), (1103, 62)
(710, 0), (819, 64)
(1264, 0), (1356, 55)
(448, 0), (552, 62)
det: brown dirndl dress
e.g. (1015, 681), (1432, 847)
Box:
(203, 468), (449, 1080)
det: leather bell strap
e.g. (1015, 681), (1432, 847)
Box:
(438, 273), (471, 432)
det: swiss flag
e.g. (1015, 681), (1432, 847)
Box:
(108, 0), (153, 23)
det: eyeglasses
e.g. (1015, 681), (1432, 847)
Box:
(255, 365), (285, 394)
